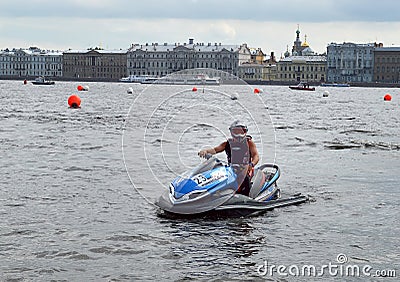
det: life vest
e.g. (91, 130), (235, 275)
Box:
(224, 137), (252, 165)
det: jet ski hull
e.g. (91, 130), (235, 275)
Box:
(157, 194), (308, 218)
(156, 157), (308, 218)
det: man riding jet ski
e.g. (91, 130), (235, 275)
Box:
(198, 120), (258, 197)
(156, 121), (308, 217)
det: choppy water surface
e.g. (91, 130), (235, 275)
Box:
(0, 79), (399, 281)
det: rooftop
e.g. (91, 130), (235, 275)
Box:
(128, 41), (244, 53)
(1, 48), (63, 56)
(375, 47), (400, 52)
(279, 55), (326, 62)
(63, 49), (127, 54)
(328, 42), (376, 47)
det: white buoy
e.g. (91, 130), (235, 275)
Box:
(83, 85), (89, 91)
(127, 87), (133, 94)
(323, 90), (329, 97)
(230, 93), (239, 100)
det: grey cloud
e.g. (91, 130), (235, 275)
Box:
(1, 0), (400, 22)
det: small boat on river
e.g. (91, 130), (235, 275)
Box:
(32, 76), (55, 85)
(289, 82), (315, 91)
(141, 74), (220, 85)
(320, 83), (350, 87)
(119, 75), (155, 83)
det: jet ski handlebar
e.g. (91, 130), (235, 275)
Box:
(204, 153), (213, 160)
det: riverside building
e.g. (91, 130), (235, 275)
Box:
(277, 55), (326, 83)
(373, 46), (400, 83)
(0, 47), (63, 78)
(326, 42), (375, 83)
(238, 52), (277, 82)
(62, 48), (127, 80)
(126, 39), (251, 79)
(276, 28), (326, 83)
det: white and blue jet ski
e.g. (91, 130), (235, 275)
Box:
(156, 155), (308, 217)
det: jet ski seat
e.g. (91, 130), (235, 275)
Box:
(249, 168), (266, 199)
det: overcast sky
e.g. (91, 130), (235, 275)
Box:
(1, 0), (400, 56)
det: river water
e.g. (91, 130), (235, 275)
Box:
(0, 78), (399, 281)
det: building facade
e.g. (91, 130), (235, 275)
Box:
(238, 63), (263, 81)
(275, 27), (326, 83)
(277, 56), (326, 82)
(237, 63), (277, 82)
(326, 42), (375, 83)
(373, 47), (400, 83)
(63, 49), (127, 79)
(0, 47), (63, 78)
(126, 39), (251, 78)
(238, 51), (277, 81)
(249, 48), (265, 64)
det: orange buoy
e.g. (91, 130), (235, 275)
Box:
(192, 87), (197, 92)
(254, 88), (260, 94)
(384, 94), (392, 101)
(68, 95), (81, 108)
(77, 85), (84, 91)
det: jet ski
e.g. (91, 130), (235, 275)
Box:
(156, 155), (308, 218)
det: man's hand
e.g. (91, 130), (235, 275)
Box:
(247, 162), (255, 175)
(198, 150), (209, 158)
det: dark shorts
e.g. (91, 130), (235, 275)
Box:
(237, 175), (250, 196)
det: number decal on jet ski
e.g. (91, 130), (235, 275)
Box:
(191, 170), (228, 187)
(192, 175), (207, 185)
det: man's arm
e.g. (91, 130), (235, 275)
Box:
(198, 141), (226, 157)
(249, 140), (259, 166)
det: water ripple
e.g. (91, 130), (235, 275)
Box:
(0, 81), (398, 281)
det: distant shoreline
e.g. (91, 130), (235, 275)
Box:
(245, 80), (400, 88)
(0, 76), (119, 83)
(1, 77), (399, 88)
